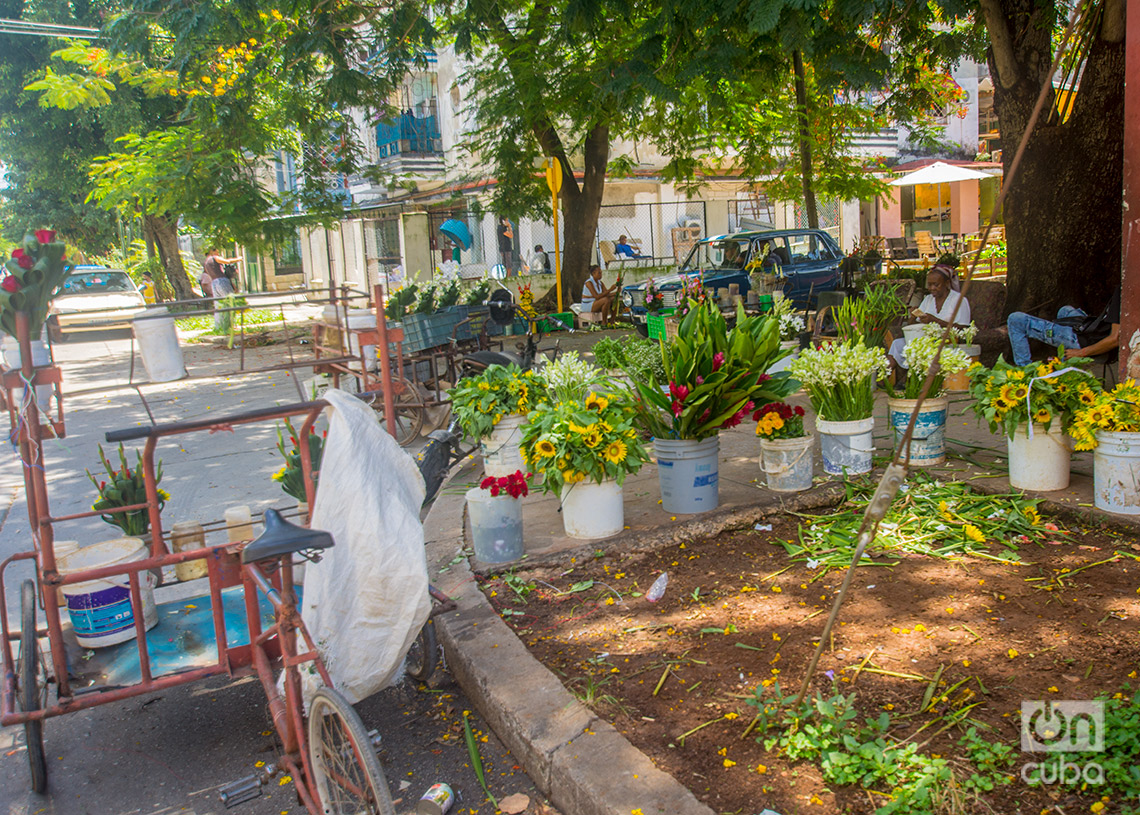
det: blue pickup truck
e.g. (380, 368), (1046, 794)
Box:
(620, 228), (844, 335)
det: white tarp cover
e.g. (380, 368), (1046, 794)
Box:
(300, 388), (430, 703)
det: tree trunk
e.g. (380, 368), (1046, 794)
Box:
(534, 124), (610, 312)
(984, 0), (1124, 315)
(792, 50), (819, 229)
(143, 213), (196, 302)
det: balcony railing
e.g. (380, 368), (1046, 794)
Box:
(377, 113), (442, 157)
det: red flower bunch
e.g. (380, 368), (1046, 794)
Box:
(668, 382), (689, 417)
(480, 469), (531, 498)
(719, 399), (755, 430)
(1, 229), (72, 340)
(753, 402), (807, 440)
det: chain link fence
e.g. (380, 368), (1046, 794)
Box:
(594, 200), (706, 270)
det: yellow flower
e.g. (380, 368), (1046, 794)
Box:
(1010, 384), (1029, 402)
(1078, 387), (1097, 405)
(477, 382), (490, 391)
(722, 758), (736, 768)
(998, 383), (1018, 405)
(963, 524), (985, 543)
(585, 392), (609, 412)
(535, 439), (557, 458)
(1036, 364), (1054, 377)
(1008, 370), (1026, 381)
(1023, 506), (1041, 525)
(1007, 648), (1019, 659)
(583, 430), (602, 448)
(569, 422), (592, 434)
(1033, 408), (1052, 424)
(604, 439), (628, 463)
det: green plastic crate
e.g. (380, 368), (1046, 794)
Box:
(535, 312), (574, 333)
(647, 312), (666, 341)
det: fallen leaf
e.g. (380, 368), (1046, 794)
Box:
(499, 792), (530, 814)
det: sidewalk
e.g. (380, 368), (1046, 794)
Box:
(422, 391), (1138, 815)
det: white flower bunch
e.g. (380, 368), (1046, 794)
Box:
(789, 341), (889, 389)
(904, 333), (972, 377)
(922, 321), (978, 345)
(778, 312), (805, 341)
(544, 351), (607, 402)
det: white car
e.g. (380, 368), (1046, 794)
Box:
(48, 268), (147, 341)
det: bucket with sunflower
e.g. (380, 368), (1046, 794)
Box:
(967, 356), (1100, 491)
(520, 391), (650, 539)
(449, 364), (547, 477)
(1069, 380), (1140, 515)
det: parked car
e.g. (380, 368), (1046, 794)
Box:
(620, 228), (844, 335)
(47, 267), (147, 341)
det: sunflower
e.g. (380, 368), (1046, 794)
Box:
(1033, 408), (1052, 424)
(1036, 364), (1054, 378)
(1078, 388), (1097, 405)
(1008, 370), (1026, 381)
(535, 438), (557, 458)
(1086, 406), (1113, 427)
(569, 421), (592, 434)
(585, 392), (609, 412)
(604, 439), (628, 463)
(1010, 384), (1029, 402)
(998, 384), (1018, 406)
(1023, 506), (1041, 525)
(562, 469), (586, 484)
(583, 430), (602, 448)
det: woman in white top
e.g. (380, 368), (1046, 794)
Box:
(888, 265), (971, 371)
(582, 264), (619, 324)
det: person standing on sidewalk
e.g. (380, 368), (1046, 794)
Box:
(496, 217), (514, 277)
(202, 247), (242, 330)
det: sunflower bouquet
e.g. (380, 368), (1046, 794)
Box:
(967, 355), (1100, 439)
(448, 364), (546, 440)
(1069, 380), (1140, 450)
(520, 391), (650, 494)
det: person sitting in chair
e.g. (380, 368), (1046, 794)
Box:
(888, 265), (971, 375)
(614, 235), (643, 259)
(1006, 285), (1120, 365)
(581, 264), (620, 324)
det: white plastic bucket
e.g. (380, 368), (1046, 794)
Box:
(481, 415), (527, 477)
(1008, 423), (1070, 491)
(346, 308), (379, 371)
(902, 324), (926, 344)
(887, 396), (948, 467)
(2, 335), (52, 410)
(465, 488), (524, 564)
(654, 436), (720, 514)
(760, 434), (814, 492)
(133, 308), (186, 382)
(1093, 430), (1140, 514)
(58, 537), (157, 648)
(561, 479), (624, 539)
(817, 417), (875, 475)
(767, 341), (801, 375)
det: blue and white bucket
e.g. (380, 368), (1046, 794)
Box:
(654, 436), (720, 514)
(816, 417), (875, 475)
(59, 538), (157, 648)
(887, 396), (949, 467)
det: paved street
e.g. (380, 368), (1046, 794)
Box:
(0, 326), (544, 815)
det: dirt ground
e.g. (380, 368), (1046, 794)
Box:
(481, 510), (1140, 815)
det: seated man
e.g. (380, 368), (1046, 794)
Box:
(614, 235), (643, 259)
(1007, 285), (1120, 365)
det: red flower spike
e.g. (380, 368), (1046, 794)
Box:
(1, 276), (20, 293)
(34, 229), (56, 245)
(11, 249), (32, 270)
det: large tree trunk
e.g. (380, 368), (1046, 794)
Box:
(143, 213), (196, 302)
(792, 50), (819, 229)
(983, 0), (1124, 316)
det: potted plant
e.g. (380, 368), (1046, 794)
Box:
(272, 416), (326, 512)
(465, 470), (529, 563)
(834, 286), (907, 349)
(862, 248), (883, 277)
(967, 356), (1099, 491)
(887, 334), (972, 467)
(624, 299), (794, 513)
(520, 391), (650, 539)
(87, 443), (169, 537)
(754, 402), (812, 492)
(768, 297), (806, 374)
(644, 278), (665, 314)
(449, 364), (546, 476)
(383, 284), (418, 321)
(788, 341), (889, 475)
(1070, 380), (1140, 514)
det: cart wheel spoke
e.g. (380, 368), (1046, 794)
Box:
(19, 580), (47, 794)
(404, 619), (439, 683)
(371, 378), (423, 447)
(307, 687), (394, 815)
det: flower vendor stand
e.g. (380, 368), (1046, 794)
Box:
(789, 341), (889, 475)
(520, 367), (650, 539)
(449, 364), (545, 477)
(968, 356), (1099, 491)
(755, 403), (812, 492)
(1071, 381), (1140, 514)
(886, 333), (972, 467)
(623, 300), (794, 513)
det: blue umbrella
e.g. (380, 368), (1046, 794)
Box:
(440, 219), (472, 250)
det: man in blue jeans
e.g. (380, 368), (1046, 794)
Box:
(1007, 285), (1120, 365)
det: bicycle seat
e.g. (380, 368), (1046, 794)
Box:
(241, 509), (335, 563)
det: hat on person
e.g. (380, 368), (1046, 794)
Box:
(142, 271), (153, 278)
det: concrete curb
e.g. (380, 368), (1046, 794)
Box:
(423, 461), (716, 815)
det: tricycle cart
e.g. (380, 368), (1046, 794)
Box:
(0, 310), (405, 813)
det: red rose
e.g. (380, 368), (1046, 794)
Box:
(34, 229), (56, 245)
(794, 406), (805, 416)
(11, 249), (32, 270)
(1, 275), (20, 293)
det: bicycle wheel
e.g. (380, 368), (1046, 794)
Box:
(19, 580), (47, 793)
(366, 377), (423, 447)
(307, 687), (395, 815)
(404, 619), (439, 683)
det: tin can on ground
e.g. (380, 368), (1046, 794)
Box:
(416, 782), (455, 815)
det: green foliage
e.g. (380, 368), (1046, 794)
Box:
(175, 309), (281, 333)
(834, 287), (906, 348)
(593, 335), (668, 384)
(967, 355), (1100, 439)
(384, 285), (419, 321)
(448, 365), (545, 440)
(413, 284), (436, 315)
(436, 277), (462, 309)
(464, 279), (492, 306)
(272, 417), (325, 502)
(87, 444), (167, 537)
(1036, 687), (1140, 801)
(957, 727), (1016, 793)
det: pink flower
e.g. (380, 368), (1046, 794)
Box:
(712, 351), (725, 371)
(743, 401), (755, 413)
(33, 229), (56, 245)
(671, 400), (684, 418)
(11, 249), (32, 270)
(668, 383), (689, 402)
(1, 276), (20, 293)
(756, 373), (770, 385)
(696, 375), (704, 385)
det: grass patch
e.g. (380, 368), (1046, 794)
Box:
(175, 309), (284, 334)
